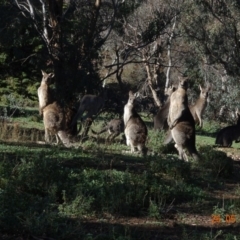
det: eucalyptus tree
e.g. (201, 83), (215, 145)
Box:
(179, 0), (240, 122)
(11, 0), (125, 107)
(102, 0), (188, 107)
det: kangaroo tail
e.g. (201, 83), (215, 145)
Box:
(57, 131), (72, 148)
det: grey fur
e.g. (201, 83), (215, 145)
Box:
(43, 102), (72, 147)
(189, 84), (211, 128)
(168, 77), (200, 161)
(153, 85), (176, 131)
(71, 90), (107, 127)
(124, 91), (148, 156)
(91, 118), (124, 142)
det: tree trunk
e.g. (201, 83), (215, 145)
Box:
(144, 60), (162, 107)
(165, 15), (176, 90)
(47, 0), (67, 106)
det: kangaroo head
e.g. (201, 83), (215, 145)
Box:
(199, 85), (210, 99)
(128, 91), (136, 106)
(41, 70), (55, 84)
(164, 85), (176, 97)
(178, 76), (189, 90)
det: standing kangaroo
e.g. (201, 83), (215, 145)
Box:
(215, 109), (240, 147)
(43, 102), (72, 148)
(189, 84), (211, 128)
(91, 118), (124, 142)
(153, 85), (176, 130)
(37, 70), (55, 115)
(168, 76), (199, 161)
(123, 91), (148, 155)
(71, 90), (107, 136)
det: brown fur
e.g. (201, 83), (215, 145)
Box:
(168, 77), (190, 129)
(124, 91), (148, 155)
(43, 102), (72, 147)
(91, 118), (124, 142)
(215, 110), (240, 147)
(153, 85), (176, 130)
(189, 84), (211, 128)
(37, 70), (54, 115)
(167, 77), (199, 161)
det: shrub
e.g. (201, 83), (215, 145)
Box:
(197, 145), (233, 178)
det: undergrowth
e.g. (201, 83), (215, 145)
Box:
(0, 118), (240, 239)
(0, 140), (239, 239)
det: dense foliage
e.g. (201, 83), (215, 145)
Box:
(0, 0), (239, 121)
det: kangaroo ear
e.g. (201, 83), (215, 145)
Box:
(178, 76), (189, 82)
(199, 85), (202, 91)
(41, 70), (46, 76)
(133, 91), (138, 97)
(49, 73), (55, 78)
(169, 85), (176, 91)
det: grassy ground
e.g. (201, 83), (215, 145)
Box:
(0, 111), (240, 239)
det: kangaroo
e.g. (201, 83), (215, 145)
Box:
(189, 84), (211, 128)
(37, 70), (55, 115)
(153, 85), (176, 131)
(123, 91), (148, 155)
(167, 76), (199, 161)
(71, 89), (107, 134)
(215, 109), (240, 147)
(43, 102), (72, 148)
(91, 118), (124, 142)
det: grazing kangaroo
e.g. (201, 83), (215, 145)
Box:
(43, 102), (72, 148)
(37, 70), (55, 115)
(153, 85), (176, 131)
(167, 76), (199, 161)
(71, 90), (107, 135)
(123, 91), (148, 155)
(189, 84), (211, 128)
(91, 118), (124, 142)
(215, 109), (240, 147)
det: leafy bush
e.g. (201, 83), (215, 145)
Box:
(1, 139), (234, 239)
(197, 145), (233, 178)
(147, 129), (176, 154)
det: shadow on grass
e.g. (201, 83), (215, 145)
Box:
(196, 127), (218, 138)
(1, 141), (240, 240)
(1, 217), (239, 240)
(79, 220), (240, 240)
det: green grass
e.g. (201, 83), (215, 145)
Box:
(1, 112), (240, 239)
(196, 135), (215, 145)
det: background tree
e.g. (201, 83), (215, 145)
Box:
(179, 0), (240, 121)
(0, 0), (240, 123)
(10, 0), (131, 107)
